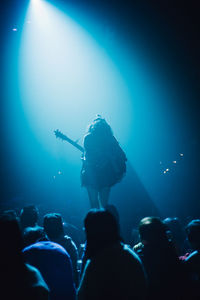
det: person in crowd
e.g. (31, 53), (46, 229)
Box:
(23, 239), (76, 300)
(184, 219), (200, 298)
(0, 214), (49, 299)
(2, 209), (19, 220)
(63, 218), (83, 248)
(80, 204), (121, 276)
(81, 115), (127, 208)
(20, 205), (43, 232)
(43, 213), (79, 286)
(163, 217), (188, 256)
(77, 209), (147, 300)
(23, 226), (47, 248)
(134, 216), (186, 300)
(104, 204), (120, 224)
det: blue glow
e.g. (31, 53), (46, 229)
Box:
(5, 0), (189, 215)
(18, 0), (133, 160)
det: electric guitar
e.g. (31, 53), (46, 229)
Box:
(54, 129), (105, 169)
(54, 129), (126, 177)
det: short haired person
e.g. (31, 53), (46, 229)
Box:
(43, 213), (79, 286)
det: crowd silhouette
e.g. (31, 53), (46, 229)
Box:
(0, 204), (200, 299)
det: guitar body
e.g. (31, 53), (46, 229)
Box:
(81, 133), (127, 189)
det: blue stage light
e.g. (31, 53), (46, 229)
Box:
(5, 0), (189, 214)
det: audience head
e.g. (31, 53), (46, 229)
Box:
(43, 213), (64, 239)
(3, 210), (18, 220)
(20, 205), (39, 229)
(0, 214), (23, 264)
(104, 204), (120, 224)
(23, 227), (47, 247)
(139, 216), (168, 245)
(87, 115), (113, 137)
(84, 209), (121, 258)
(163, 217), (186, 254)
(163, 217), (185, 239)
(186, 219), (200, 250)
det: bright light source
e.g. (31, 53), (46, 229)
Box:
(31, 0), (42, 10)
(6, 0), (187, 209)
(18, 0), (133, 156)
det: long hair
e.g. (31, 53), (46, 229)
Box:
(87, 115), (113, 137)
(84, 209), (121, 259)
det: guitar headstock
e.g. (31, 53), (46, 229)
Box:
(54, 129), (67, 141)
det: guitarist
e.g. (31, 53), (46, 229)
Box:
(81, 115), (127, 208)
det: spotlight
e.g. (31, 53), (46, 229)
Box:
(31, 0), (41, 8)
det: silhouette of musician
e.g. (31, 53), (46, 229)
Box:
(81, 116), (127, 208)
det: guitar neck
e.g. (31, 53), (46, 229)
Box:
(54, 129), (84, 152)
(64, 136), (84, 152)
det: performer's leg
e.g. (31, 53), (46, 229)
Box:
(86, 186), (99, 209)
(99, 187), (110, 208)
